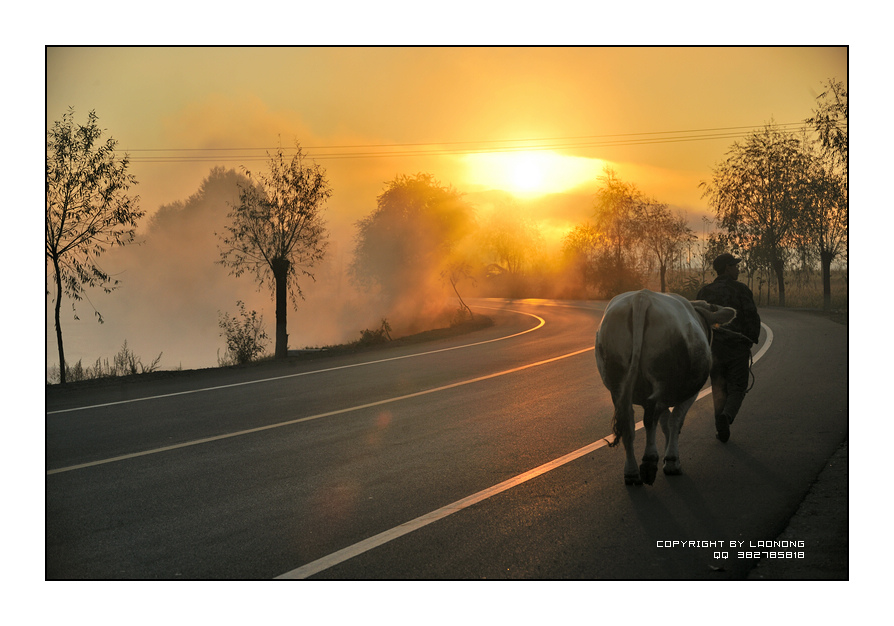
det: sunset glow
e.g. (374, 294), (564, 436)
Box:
(463, 150), (603, 197)
(44, 46), (848, 372)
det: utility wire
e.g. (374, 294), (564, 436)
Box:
(120, 122), (840, 164)
(123, 123), (810, 152)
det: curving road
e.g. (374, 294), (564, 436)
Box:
(45, 298), (847, 579)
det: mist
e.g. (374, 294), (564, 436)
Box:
(46, 162), (714, 379)
(45, 167), (386, 375)
(46, 166), (505, 377)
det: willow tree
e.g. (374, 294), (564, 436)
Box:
(46, 109), (143, 384)
(219, 145), (330, 359)
(701, 124), (809, 306)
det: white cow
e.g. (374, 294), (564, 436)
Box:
(595, 289), (736, 485)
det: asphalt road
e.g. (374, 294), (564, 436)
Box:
(45, 298), (847, 579)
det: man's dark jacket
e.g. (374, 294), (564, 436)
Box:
(696, 276), (761, 346)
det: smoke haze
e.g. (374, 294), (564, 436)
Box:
(44, 159), (729, 379)
(44, 47), (847, 377)
(46, 167), (384, 374)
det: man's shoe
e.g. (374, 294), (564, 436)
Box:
(715, 414), (730, 443)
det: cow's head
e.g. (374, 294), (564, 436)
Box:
(690, 300), (736, 334)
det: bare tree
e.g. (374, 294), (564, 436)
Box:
(440, 260), (476, 323)
(46, 109), (143, 384)
(219, 144), (330, 358)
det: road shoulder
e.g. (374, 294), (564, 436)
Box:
(747, 439), (848, 580)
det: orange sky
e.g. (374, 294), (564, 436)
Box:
(47, 47), (847, 245)
(44, 46), (849, 371)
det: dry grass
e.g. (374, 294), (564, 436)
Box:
(659, 268), (847, 320)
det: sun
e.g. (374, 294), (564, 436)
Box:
(507, 152), (548, 193)
(463, 150), (602, 197)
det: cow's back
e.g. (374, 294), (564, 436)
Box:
(596, 290), (711, 408)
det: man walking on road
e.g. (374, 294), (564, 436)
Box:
(697, 253), (761, 443)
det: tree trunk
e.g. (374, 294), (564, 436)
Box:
(52, 255), (66, 384)
(659, 263), (667, 293)
(451, 279), (472, 319)
(272, 258), (290, 359)
(821, 250), (834, 312)
(771, 255), (786, 307)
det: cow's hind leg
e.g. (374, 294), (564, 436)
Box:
(616, 403), (641, 485)
(657, 407), (681, 475)
(610, 392), (642, 485)
(622, 431), (641, 485)
(639, 402), (660, 485)
(662, 395), (695, 476)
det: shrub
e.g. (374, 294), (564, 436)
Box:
(450, 306), (473, 327)
(218, 301), (270, 365)
(356, 318), (393, 346)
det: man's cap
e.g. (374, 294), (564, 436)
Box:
(713, 253), (741, 273)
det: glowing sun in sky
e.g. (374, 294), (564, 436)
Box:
(463, 150), (603, 197)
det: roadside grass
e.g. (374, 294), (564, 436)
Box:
(45, 314), (494, 388)
(46, 340), (166, 385)
(663, 268), (847, 323)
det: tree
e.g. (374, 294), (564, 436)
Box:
(219, 144), (330, 359)
(592, 167), (641, 270)
(806, 78), (848, 168)
(440, 260), (475, 323)
(349, 173), (475, 311)
(46, 109), (143, 384)
(561, 221), (605, 295)
(589, 167), (646, 295)
(634, 200), (693, 293)
(803, 79), (848, 311)
(700, 123), (809, 306)
(481, 202), (543, 276)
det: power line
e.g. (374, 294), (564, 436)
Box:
(120, 122), (837, 164)
(122, 123), (809, 152)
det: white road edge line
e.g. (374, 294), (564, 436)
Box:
(46, 346), (594, 475)
(275, 321), (774, 580)
(46, 306), (546, 415)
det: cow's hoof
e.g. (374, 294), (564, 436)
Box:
(625, 473), (643, 486)
(663, 457), (682, 475)
(639, 460), (658, 485)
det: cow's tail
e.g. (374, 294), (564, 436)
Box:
(610, 291), (649, 447)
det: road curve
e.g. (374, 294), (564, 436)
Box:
(45, 299), (846, 579)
